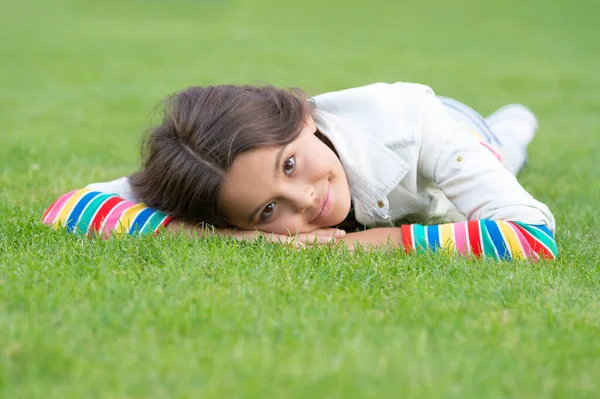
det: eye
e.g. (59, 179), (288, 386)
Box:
(283, 155), (295, 176)
(260, 202), (276, 222)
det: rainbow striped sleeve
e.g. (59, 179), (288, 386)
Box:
(401, 220), (557, 261)
(42, 189), (173, 237)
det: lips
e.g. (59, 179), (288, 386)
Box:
(312, 182), (333, 223)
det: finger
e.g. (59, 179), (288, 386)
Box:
(308, 228), (346, 239)
(332, 228), (346, 238)
(269, 234), (300, 246)
(305, 228), (346, 238)
(297, 234), (340, 245)
(233, 231), (278, 243)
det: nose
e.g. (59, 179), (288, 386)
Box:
(288, 183), (315, 212)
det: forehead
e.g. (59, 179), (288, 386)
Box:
(225, 145), (279, 191)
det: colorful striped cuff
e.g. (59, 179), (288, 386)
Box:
(42, 189), (172, 237)
(401, 220), (557, 261)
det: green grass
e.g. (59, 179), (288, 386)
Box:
(1, 0), (600, 397)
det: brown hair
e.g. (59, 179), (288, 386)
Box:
(130, 85), (311, 227)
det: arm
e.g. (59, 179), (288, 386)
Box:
(413, 86), (557, 260)
(337, 221), (556, 261)
(340, 228), (402, 251)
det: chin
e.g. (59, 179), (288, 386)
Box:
(325, 204), (352, 228)
(333, 211), (350, 227)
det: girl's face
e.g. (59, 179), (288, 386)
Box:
(219, 116), (352, 235)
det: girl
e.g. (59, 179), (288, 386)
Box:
(42, 83), (557, 260)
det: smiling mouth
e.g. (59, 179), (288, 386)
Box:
(312, 183), (333, 223)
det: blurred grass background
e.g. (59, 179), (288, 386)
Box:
(1, 0), (600, 397)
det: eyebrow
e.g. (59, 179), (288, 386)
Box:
(246, 145), (288, 224)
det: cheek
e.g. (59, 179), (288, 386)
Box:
(308, 149), (337, 176)
(321, 148), (344, 176)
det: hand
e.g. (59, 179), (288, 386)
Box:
(166, 220), (346, 248)
(227, 227), (346, 248)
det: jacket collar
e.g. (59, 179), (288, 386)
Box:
(312, 109), (410, 217)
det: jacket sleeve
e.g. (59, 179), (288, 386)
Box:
(42, 189), (172, 237)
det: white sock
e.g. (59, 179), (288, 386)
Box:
(484, 104), (538, 175)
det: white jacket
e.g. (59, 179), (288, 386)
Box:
(310, 82), (555, 230)
(87, 82), (555, 231)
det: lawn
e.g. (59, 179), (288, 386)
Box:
(1, 0), (600, 397)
